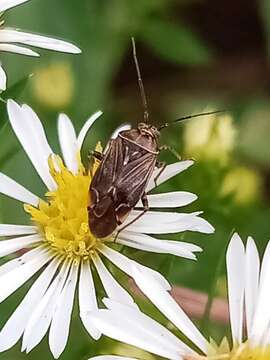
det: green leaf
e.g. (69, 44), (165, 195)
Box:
(201, 235), (229, 335)
(0, 75), (31, 167)
(141, 19), (212, 65)
(0, 122), (20, 167)
(0, 74), (32, 127)
(158, 254), (176, 278)
(2, 74), (32, 101)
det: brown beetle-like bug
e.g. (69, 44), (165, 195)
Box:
(88, 38), (223, 239)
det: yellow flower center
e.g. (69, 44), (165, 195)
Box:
(198, 340), (270, 360)
(24, 147), (104, 260)
(228, 343), (270, 360)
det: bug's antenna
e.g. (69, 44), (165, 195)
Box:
(158, 110), (226, 131)
(131, 37), (149, 123)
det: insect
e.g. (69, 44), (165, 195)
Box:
(88, 38), (223, 239)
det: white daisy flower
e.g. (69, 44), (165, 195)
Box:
(0, 0), (81, 91)
(90, 233), (270, 360)
(0, 99), (213, 358)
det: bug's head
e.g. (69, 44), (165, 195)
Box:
(138, 122), (160, 139)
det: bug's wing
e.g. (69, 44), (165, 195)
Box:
(113, 152), (156, 225)
(88, 199), (118, 238)
(115, 151), (157, 208)
(89, 135), (157, 231)
(89, 137), (126, 235)
(90, 137), (125, 195)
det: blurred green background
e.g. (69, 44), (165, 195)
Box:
(0, 0), (270, 358)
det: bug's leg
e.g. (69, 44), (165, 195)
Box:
(153, 161), (167, 188)
(114, 193), (149, 242)
(88, 150), (104, 161)
(159, 145), (181, 161)
(88, 150), (104, 177)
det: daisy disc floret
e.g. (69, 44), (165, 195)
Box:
(0, 99), (214, 358)
(0, 0), (81, 91)
(24, 155), (98, 259)
(90, 233), (270, 360)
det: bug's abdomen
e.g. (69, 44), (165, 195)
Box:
(88, 191), (118, 238)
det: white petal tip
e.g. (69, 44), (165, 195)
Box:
(70, 46), (82, 54)
(193, 219), (215, 234)
(61, 44), (81, 54)
(51, 350), (62, 359)
(92, 332), (102, 341)
(7, 98), (18, 109)
(205, 225), (215, 234)
(230, 233), (242, 246)
(0, 67), (7, 91)
(181, 160), (194, 169)
(191, 193), (198, 201)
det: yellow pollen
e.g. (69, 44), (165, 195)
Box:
(200, 339), (270, 360)
(228, 343), (270, 360)
(24, 151), (102, 260)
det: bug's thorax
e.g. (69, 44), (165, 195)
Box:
(119, 122), (160, 154)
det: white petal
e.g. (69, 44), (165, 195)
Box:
(92, 254), (134, 305)
(251, 240), (270, 344)
(98, 244), (171, 291)
(49, 263), (78, 359)
(110, 124), (131, 140)
(0, 257), (60, 351)
(0, 234), (41, 257)
(90, 306), (190, 360)
(0, 246), (46, 277)
(137, 191), (197, 208)
(77, 111), (103, 150)
(261, 302), (270, 347)
(146, 160), (194, 192)
(103, 124), (131, 153)
(22, 260), (71, 353)
(123, 210), (214, 234)
(118, 231), (201, 260)
(0, 0), (29, 12)
(90, 357), (136, 360)
(0, 248), (52, 303)
(0, 172), (39, 206)
(7, 100), (56, 190)
(257, 241), (270, 288)
(0, 64), (6, 91)
(79, 261), (101, 340)
(0, 224), (37, 237)
(0, 43), (39, 56)
(245, 237), (260, 338)
(102, 298), (193, 356)
(0, 29), (81, 54)
(20, 103), (57, 187)
(226, 233), (245, 345)
(102, 297), (138, 312)
(58, 113), (78, 174)
(132, 265), (208, 353)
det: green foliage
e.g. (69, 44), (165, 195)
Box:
(142, 19), (211, 65)
(0, 75), (32, 167)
